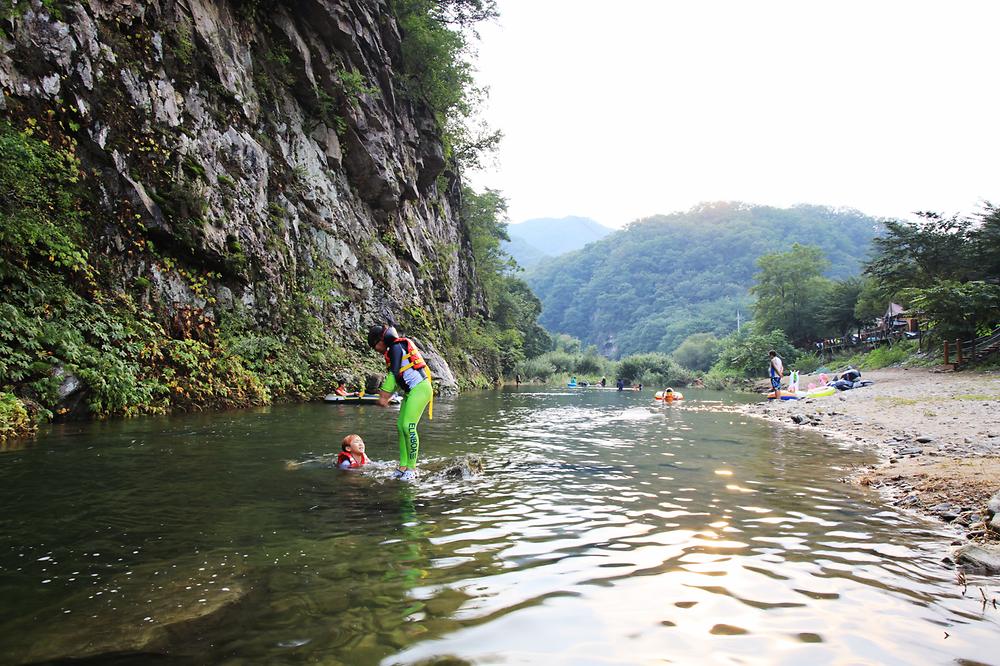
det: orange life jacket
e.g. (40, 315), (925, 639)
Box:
(384, 337), (428, 376)
(383, 336), (433, 419)
(336, 451), (370, 468)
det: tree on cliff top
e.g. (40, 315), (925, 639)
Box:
(459, 187), (550, 369)
(391, 0), (501, 171)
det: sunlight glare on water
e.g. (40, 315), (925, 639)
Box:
(0, 387), (997, 665)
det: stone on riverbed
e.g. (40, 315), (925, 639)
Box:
(987, 490), (1000, 518)
(423, 454), (485, 480)
(954, 544), (1000, 574)
(8, 557), (253, 663)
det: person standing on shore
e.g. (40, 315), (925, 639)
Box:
(367, 324), (433, 482)
(768, 350), (784, 395)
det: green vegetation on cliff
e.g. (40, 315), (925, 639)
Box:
(391, 0), (501, 168)
(425, 187), (549, 386)
(0, 121), (362, 421)
(528, 203), (881, 358)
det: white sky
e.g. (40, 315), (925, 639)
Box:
(465, 0), (1000, 228)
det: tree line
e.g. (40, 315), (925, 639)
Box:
(513, 204), (999, 386)
(708, 204), (1000, 380)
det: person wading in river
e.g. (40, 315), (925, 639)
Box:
(367, 324), (433, 482)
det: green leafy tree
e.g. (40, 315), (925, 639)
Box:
(974, 203), (1000, 279)
(712, 330), (798, 378)
(551, 333), (582, 354)
(902, 281), (1000, 340)
(454, 186), (550, 379)
(750, 244), (833, 344)
(616, 352), (693, 386)
(461, 186), (513, 302)
(822, 277), (865, 337)
(853, 277), (886, 327)
(865, 213), (979, 299)
(671, 333), (721, 372)
(390, 0), (500, 170)
(863, 207), (1000, 343)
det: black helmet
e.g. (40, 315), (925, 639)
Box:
(367, 325), (386, 349)
(367, 324), (399, 349)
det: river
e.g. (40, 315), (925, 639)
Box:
(1, 387), (997, 664)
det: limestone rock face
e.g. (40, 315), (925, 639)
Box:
(1, 0), (486, 384)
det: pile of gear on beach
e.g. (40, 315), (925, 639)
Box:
(825, 367), (874, 391)
(769, 365), (874, 401)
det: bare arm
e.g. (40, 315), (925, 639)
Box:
(376, 390), (393, 407)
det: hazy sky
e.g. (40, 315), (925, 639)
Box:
(465, 1), (1000, 228)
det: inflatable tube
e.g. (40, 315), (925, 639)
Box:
(766, 390), (807, 400)
(655, 391), (684, 401)
(324, 394), (401, 404)
(805, 386), (836, 398)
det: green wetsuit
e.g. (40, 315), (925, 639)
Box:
(381, 373), (432, 468)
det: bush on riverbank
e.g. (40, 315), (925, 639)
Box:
(701, 368), (748, 390)
(515, 348), (612, 382)
(710, 329), (798, 378)
(617, 353), (695, 387)
(0, 393), (35, 442)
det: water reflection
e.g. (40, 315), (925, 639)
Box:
(0, 389), (997, 664)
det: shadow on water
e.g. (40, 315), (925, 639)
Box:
(0, 388), (998, 664)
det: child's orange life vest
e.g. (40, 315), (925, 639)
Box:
(336, 451), (370, 468)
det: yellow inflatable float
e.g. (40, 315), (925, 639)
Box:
(654, 389), (684, 402)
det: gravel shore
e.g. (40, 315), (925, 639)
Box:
(740, 367), (1000, 543)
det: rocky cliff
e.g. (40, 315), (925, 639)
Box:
(0, 0), (486, 413)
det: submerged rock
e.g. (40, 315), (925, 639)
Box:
(422, 454), (485, 480)
(8, 557), (255, 663)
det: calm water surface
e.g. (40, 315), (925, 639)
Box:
(1, 388), (997, 665)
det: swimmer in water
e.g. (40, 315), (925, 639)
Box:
(336, 434), (370, 469)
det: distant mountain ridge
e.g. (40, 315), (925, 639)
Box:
(526, 202), (883, 357)
(503, 216), (614, 268)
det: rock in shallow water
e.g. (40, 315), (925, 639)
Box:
(987, 490), (1000, 518)
(954, 544), (1000, 574)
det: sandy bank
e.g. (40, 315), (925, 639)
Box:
(740, 367), (1000, 542)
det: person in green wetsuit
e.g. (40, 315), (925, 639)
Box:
(368, 324), (433, 482)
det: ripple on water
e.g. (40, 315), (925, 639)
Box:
(2, 390), (999, 665)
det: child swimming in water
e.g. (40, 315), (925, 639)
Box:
(336, 434), (370, 469)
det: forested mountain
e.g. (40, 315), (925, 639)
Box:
(527, 202), (882, 357)
(503, 236), (550, 270)
(503, 216), (613, 268)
